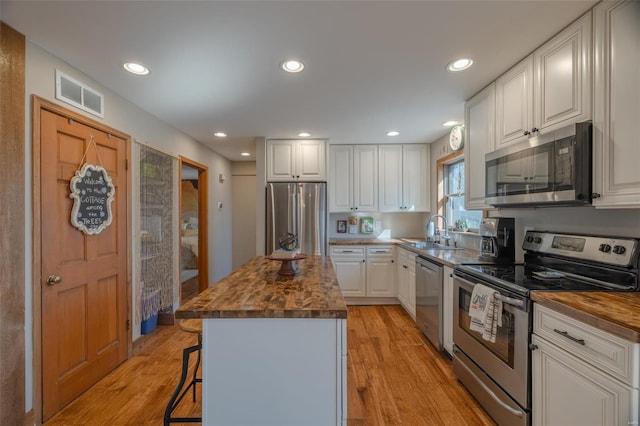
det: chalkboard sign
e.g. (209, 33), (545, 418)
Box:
(69, 163), (115, 235)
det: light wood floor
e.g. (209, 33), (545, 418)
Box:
(45, 305), (495, 425)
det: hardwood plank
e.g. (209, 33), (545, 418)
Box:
(45, 306), (495, 425)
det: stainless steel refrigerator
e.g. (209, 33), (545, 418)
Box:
(266, 182), (326, 255)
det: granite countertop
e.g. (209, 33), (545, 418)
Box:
(175, 255), (348, 320)
(330, 237), (482, 267)
(531, 292), (640, 343)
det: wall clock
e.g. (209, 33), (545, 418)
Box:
(449, 124), (464, 151)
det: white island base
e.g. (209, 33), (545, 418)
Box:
(201, 317), (347, 426)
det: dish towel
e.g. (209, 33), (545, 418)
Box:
(468, 284), (503, 343)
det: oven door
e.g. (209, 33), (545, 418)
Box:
(453, 275), (530, 409)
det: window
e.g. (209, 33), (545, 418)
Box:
(444, 158), (482, 232)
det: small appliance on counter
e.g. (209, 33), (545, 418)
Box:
(478, 217), (515, 263)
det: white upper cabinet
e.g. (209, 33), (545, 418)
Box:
(534, 12), (592, 133)
(494, 12), (592, 150)
(329, 145), (378, 213)
(496, 56), (534, 149)
(402, 145), (430, 212)
(378, 145), (403, 211)
(378, 144), (430, 212)
(464, 83), (495, 210)
(593, 0), (640, 208)
(267, 139), (326, 182)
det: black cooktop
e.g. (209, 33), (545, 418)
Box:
(455, 263), (635, 296)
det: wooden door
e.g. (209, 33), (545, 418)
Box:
(40, 109), (128, 420)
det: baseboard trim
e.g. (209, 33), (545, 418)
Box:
(24, 409), (34, 426)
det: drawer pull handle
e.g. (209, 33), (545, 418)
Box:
(342, 250), (354, 253)
(553, 328), (585, 345)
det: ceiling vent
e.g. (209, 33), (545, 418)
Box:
(55, 70), (104, 118)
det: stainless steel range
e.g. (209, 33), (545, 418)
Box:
(452, 231), (640, 426)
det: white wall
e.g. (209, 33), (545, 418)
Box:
(328, 212), (428, 240)
(24, 41), (233, 412)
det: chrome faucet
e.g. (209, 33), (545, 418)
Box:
(426, 214), (451, 244)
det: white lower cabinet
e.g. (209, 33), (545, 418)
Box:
(365, 246), (396, 297)
(397, 247), (417, 319)
(329, 246), (366, 297)
(442, 265), (454, 355)
(330, 245), (396, 300)
(532, 304), (639, 426)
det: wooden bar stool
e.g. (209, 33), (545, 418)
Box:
(163, 319), (203, 425)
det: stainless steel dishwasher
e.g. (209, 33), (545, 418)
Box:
(415, 256), (443, 351)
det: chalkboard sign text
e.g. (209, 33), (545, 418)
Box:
(70, 163), (115, 235)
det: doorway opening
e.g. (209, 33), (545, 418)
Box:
(179, 157), (209, 304)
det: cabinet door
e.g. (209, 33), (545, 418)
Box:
(442, 266), (454, 355)
(402, 144), (430, 212)
(407, 267), (416, 319)
(353, 145), (378, 212)
(495, 55), (534, 148)
(531, 335), (637, 426)
(329, 145), (353, 212)
(534, 12), (591, 134)
(378, 145), (403, 212)
(267, 140), (296, 181)
(464, 83), (494, 210)
(297, 140), (326, 181)
(593, 0), (640, 208)
(396, 256), (409, 306)
(366, 258), (395, 297)
(332, 258), (366, 297)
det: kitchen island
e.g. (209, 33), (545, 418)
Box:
(175, 255), (348, 426)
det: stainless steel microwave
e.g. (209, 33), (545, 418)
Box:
(485, 121), (592, 207)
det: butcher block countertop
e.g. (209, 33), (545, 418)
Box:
(531, 292), (640, 343)
(175, 255), (347, 320)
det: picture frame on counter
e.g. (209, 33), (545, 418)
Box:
(337, 220), (347, 233)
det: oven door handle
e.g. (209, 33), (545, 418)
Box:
(453, 348), (525, 418)
(495, 294), (524, 308)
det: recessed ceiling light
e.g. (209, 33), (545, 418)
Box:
(447, 58), (473, 72)
(298, 132), (311, 137)
(281, 59), (305, 73)
(443, 120), (459, 127)
(123, 62), (150, 75)
(241, 152), (251, 157)
(214, 132), (227, 138)
(386, 131), (400, 137)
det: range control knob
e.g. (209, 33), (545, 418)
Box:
(612, 245), (626, 255)
(599, 244), (612, 253)
(534, 237), (542, 244)
(526, 236), (534, 243)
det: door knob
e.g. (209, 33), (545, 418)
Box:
(46, 275), (62, 286)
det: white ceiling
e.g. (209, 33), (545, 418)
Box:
(2, 0), (597, 161)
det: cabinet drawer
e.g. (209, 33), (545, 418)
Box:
(330, 246), (366, 257)
(366, 246), (395, 257)
(397, 248), (416, 271)
(534, 304), (640, 387)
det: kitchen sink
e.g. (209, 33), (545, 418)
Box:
(403, 241), (463, 250)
